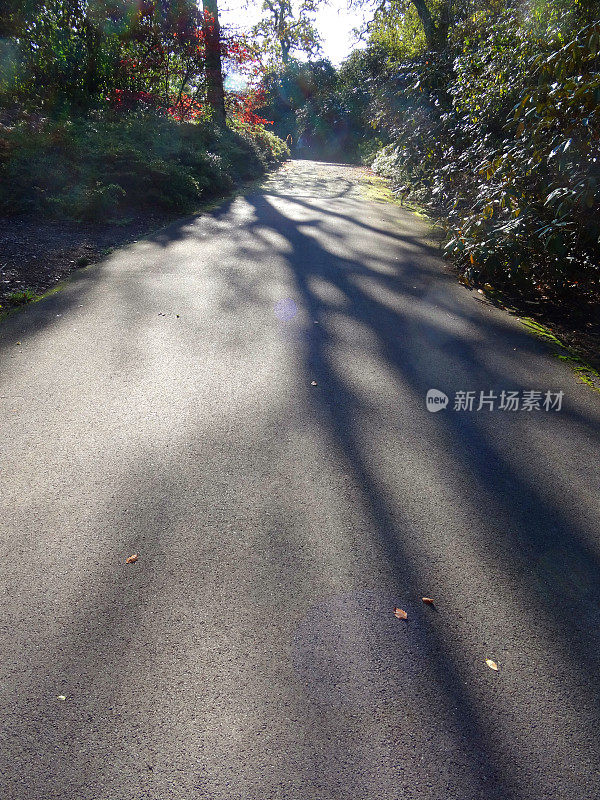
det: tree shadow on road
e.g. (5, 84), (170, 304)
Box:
(237, 190), (600, 800)
(2, 173), (600, 800)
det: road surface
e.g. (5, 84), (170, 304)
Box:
(1, 161), (599, 800)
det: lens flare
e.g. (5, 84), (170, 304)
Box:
(274, 298), (298, 322)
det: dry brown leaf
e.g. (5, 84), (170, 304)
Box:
(422, 597), (435, 605)
(393, 607), (408, 620)
(126, 554), (139, 564)
(485, 659), (499, 671)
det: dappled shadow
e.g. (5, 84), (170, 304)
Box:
(1, 161), (600, 799)
(261, 161), (358, 200)
(240, 188), (600, 798)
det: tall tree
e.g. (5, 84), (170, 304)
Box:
(202, 0), (226, 123)
(409, 0), (450, 51)
(361, 0), (452, 53)
(253, 0), (321, 65)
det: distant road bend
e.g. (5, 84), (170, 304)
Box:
(1, 160), (599, 800)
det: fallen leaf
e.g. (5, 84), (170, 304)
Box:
(393, 607), (408, 620)
(485, 659), (499, 671)
(422, 597), (435, 605)
(126, 554), (139, 564)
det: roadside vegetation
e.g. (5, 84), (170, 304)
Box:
(1, 0), (598, 362)
(251, 0), (599, 360)
(0, 113), (287, 220)
(0, 0), (289, 309)
(0, 1), (288, 221)
(364, 0), (600, 325)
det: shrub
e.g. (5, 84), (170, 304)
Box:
(0, 111), (288, 220)
(371, 12), (600, 303)
(49, 183), (126, 220)
(229, 117), (291, 165)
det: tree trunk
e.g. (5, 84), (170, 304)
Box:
(411, 0), (451, 52)
(202, 0), (226, 124)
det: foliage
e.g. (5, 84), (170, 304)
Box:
(255, 55), (376, 161)
(0, 112), (287, 219)
(0, 0), (288, 222)
(6, 288), (38, 306)
(253, 0), (321, 65)
(367, 1), (600, 305)
(367, 2), (426, 60)
(229, 115), (291, 163)
(1, 0), (260, 119)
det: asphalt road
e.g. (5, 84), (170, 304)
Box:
(1, 160), (599, 800)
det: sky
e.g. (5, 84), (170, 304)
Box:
(219, 0), (370, 67)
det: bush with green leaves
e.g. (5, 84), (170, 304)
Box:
(229, 117), (291, 165)
(0, 111), (288, 220)
(369, 3), (600, 305)
(255, 56), (375, 163)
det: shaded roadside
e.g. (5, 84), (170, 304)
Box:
(368, 173), (600, 383)
(0, 209), (181, 310)
(0, 174), (276, 315)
